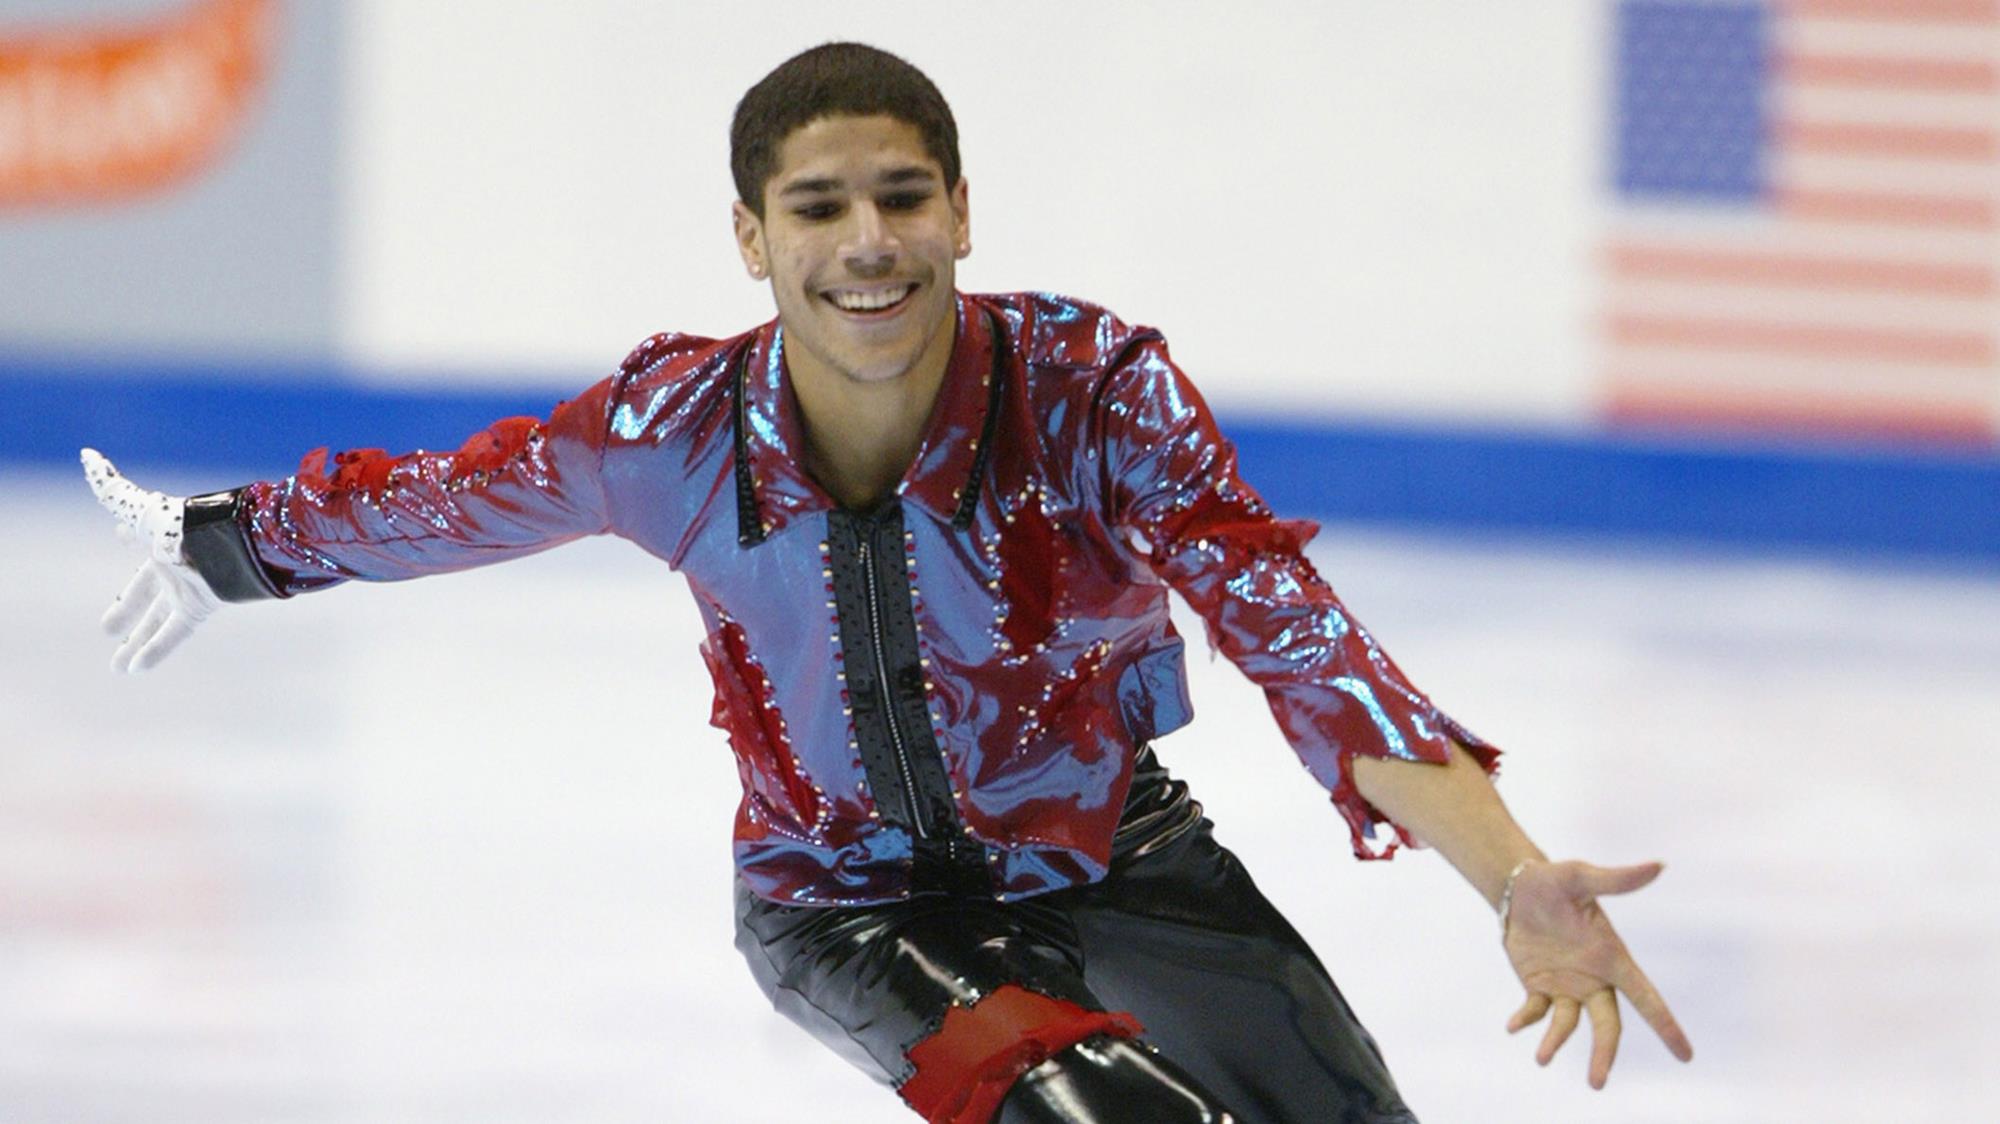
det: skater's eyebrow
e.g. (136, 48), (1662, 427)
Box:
(778, 166), (938, 197)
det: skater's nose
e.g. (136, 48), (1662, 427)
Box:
(840, 202), (899, 277)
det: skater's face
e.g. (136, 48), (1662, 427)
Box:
(733, 114), (970, 389)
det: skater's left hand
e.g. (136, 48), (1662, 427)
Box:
(81, 448), (220, 672)
(1498, 859), (1693, 1089)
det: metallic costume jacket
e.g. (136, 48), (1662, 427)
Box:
(183, 291), (1501, 906)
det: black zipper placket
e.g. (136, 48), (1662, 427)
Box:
(858, 530), (928, 841)
(731, 311), (1012, 884)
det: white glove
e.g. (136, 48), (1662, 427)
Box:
(81, 448), (220, 672)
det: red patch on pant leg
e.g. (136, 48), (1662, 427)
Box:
(899, 985), (1144, 1124)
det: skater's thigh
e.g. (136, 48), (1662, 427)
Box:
(1066, 820), (1420, 1124)
(734, 882), (1106, 1087)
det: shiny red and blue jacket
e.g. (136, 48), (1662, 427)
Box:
(182, 291), (1501, 906)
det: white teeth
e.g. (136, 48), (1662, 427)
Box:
(829, 285), (914, 312)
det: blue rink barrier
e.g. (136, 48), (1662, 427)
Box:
(4, 353), (1995, 564)
(1229, 418), (2000, 564)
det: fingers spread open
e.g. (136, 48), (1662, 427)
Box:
(1585, 989), (1622, 1089)
(1614, 958), (1694, 1062)
(1507, 992), (1551, 1034)
(113, 597), (172, 674)
(1536, 997), (1580, 1066)
(132, 610), (197, 671)
(103, 563), (163, 636)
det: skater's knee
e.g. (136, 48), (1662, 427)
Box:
(895, 984), (1145, 1124)
(994, 1035), (1237, 1124)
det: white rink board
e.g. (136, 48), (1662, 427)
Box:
(338, 0), (1602, 426)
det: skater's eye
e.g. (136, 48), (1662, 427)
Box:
(879, 191), (929, 212)
(793, 201), (841, 221)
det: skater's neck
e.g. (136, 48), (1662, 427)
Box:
(784, 320), (957, 512)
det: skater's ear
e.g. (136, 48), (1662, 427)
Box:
(733, 200), (769, 281)
(950, 175), (970, 260)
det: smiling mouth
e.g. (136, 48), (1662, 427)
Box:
(823, 283), (917, 316)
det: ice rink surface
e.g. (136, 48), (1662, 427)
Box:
(3, 466), (1995, 1123)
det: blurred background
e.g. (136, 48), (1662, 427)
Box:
(1, 1), (1994, 1120)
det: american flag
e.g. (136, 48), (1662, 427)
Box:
(1601, 0), (1999, 444)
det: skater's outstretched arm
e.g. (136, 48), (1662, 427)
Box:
(79, 361), (633, 670)
(1353, 745), (1696, 1089)
(1092, 329), (1500, 858)
(1090, 326), (1692, 1090)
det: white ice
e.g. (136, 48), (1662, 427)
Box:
(3, 466), (1995, 1122)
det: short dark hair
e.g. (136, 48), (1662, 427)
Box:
(730, 43), (961, 218)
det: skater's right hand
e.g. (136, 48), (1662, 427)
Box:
(82, 448), (221, 672)
(1500, 858), (1694, 1089)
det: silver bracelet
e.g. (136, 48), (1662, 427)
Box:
(1496, 859), (1534, 940)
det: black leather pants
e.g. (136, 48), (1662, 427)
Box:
(995, 1035), (1235, 1123)
(734, 748), (1420, 1123)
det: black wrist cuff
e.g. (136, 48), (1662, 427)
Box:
(182, 490), (286, 602)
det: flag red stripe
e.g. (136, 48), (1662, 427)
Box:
(1609, 313), (1998, 364)
(1779, 119), (1998, 160)
(1778, 187), (1997, 229)
(1783, 0), (2000, 24)
(1605, 243), (1997, 296)
(1781, 52), (2000, 93)
(1602, 383), (1996, 443)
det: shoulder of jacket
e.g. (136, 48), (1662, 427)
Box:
(617, 329), (735, 379)
(977, 291), (1163, 373)
(597, 327), (754, 444)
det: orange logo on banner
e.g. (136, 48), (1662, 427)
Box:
(0, 0), (273, 207)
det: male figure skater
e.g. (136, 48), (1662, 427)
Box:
(84, 42), (1691, 1124)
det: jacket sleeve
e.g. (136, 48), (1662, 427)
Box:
(1095, 334), (1501, 860)
(182, 369), (625, 600)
